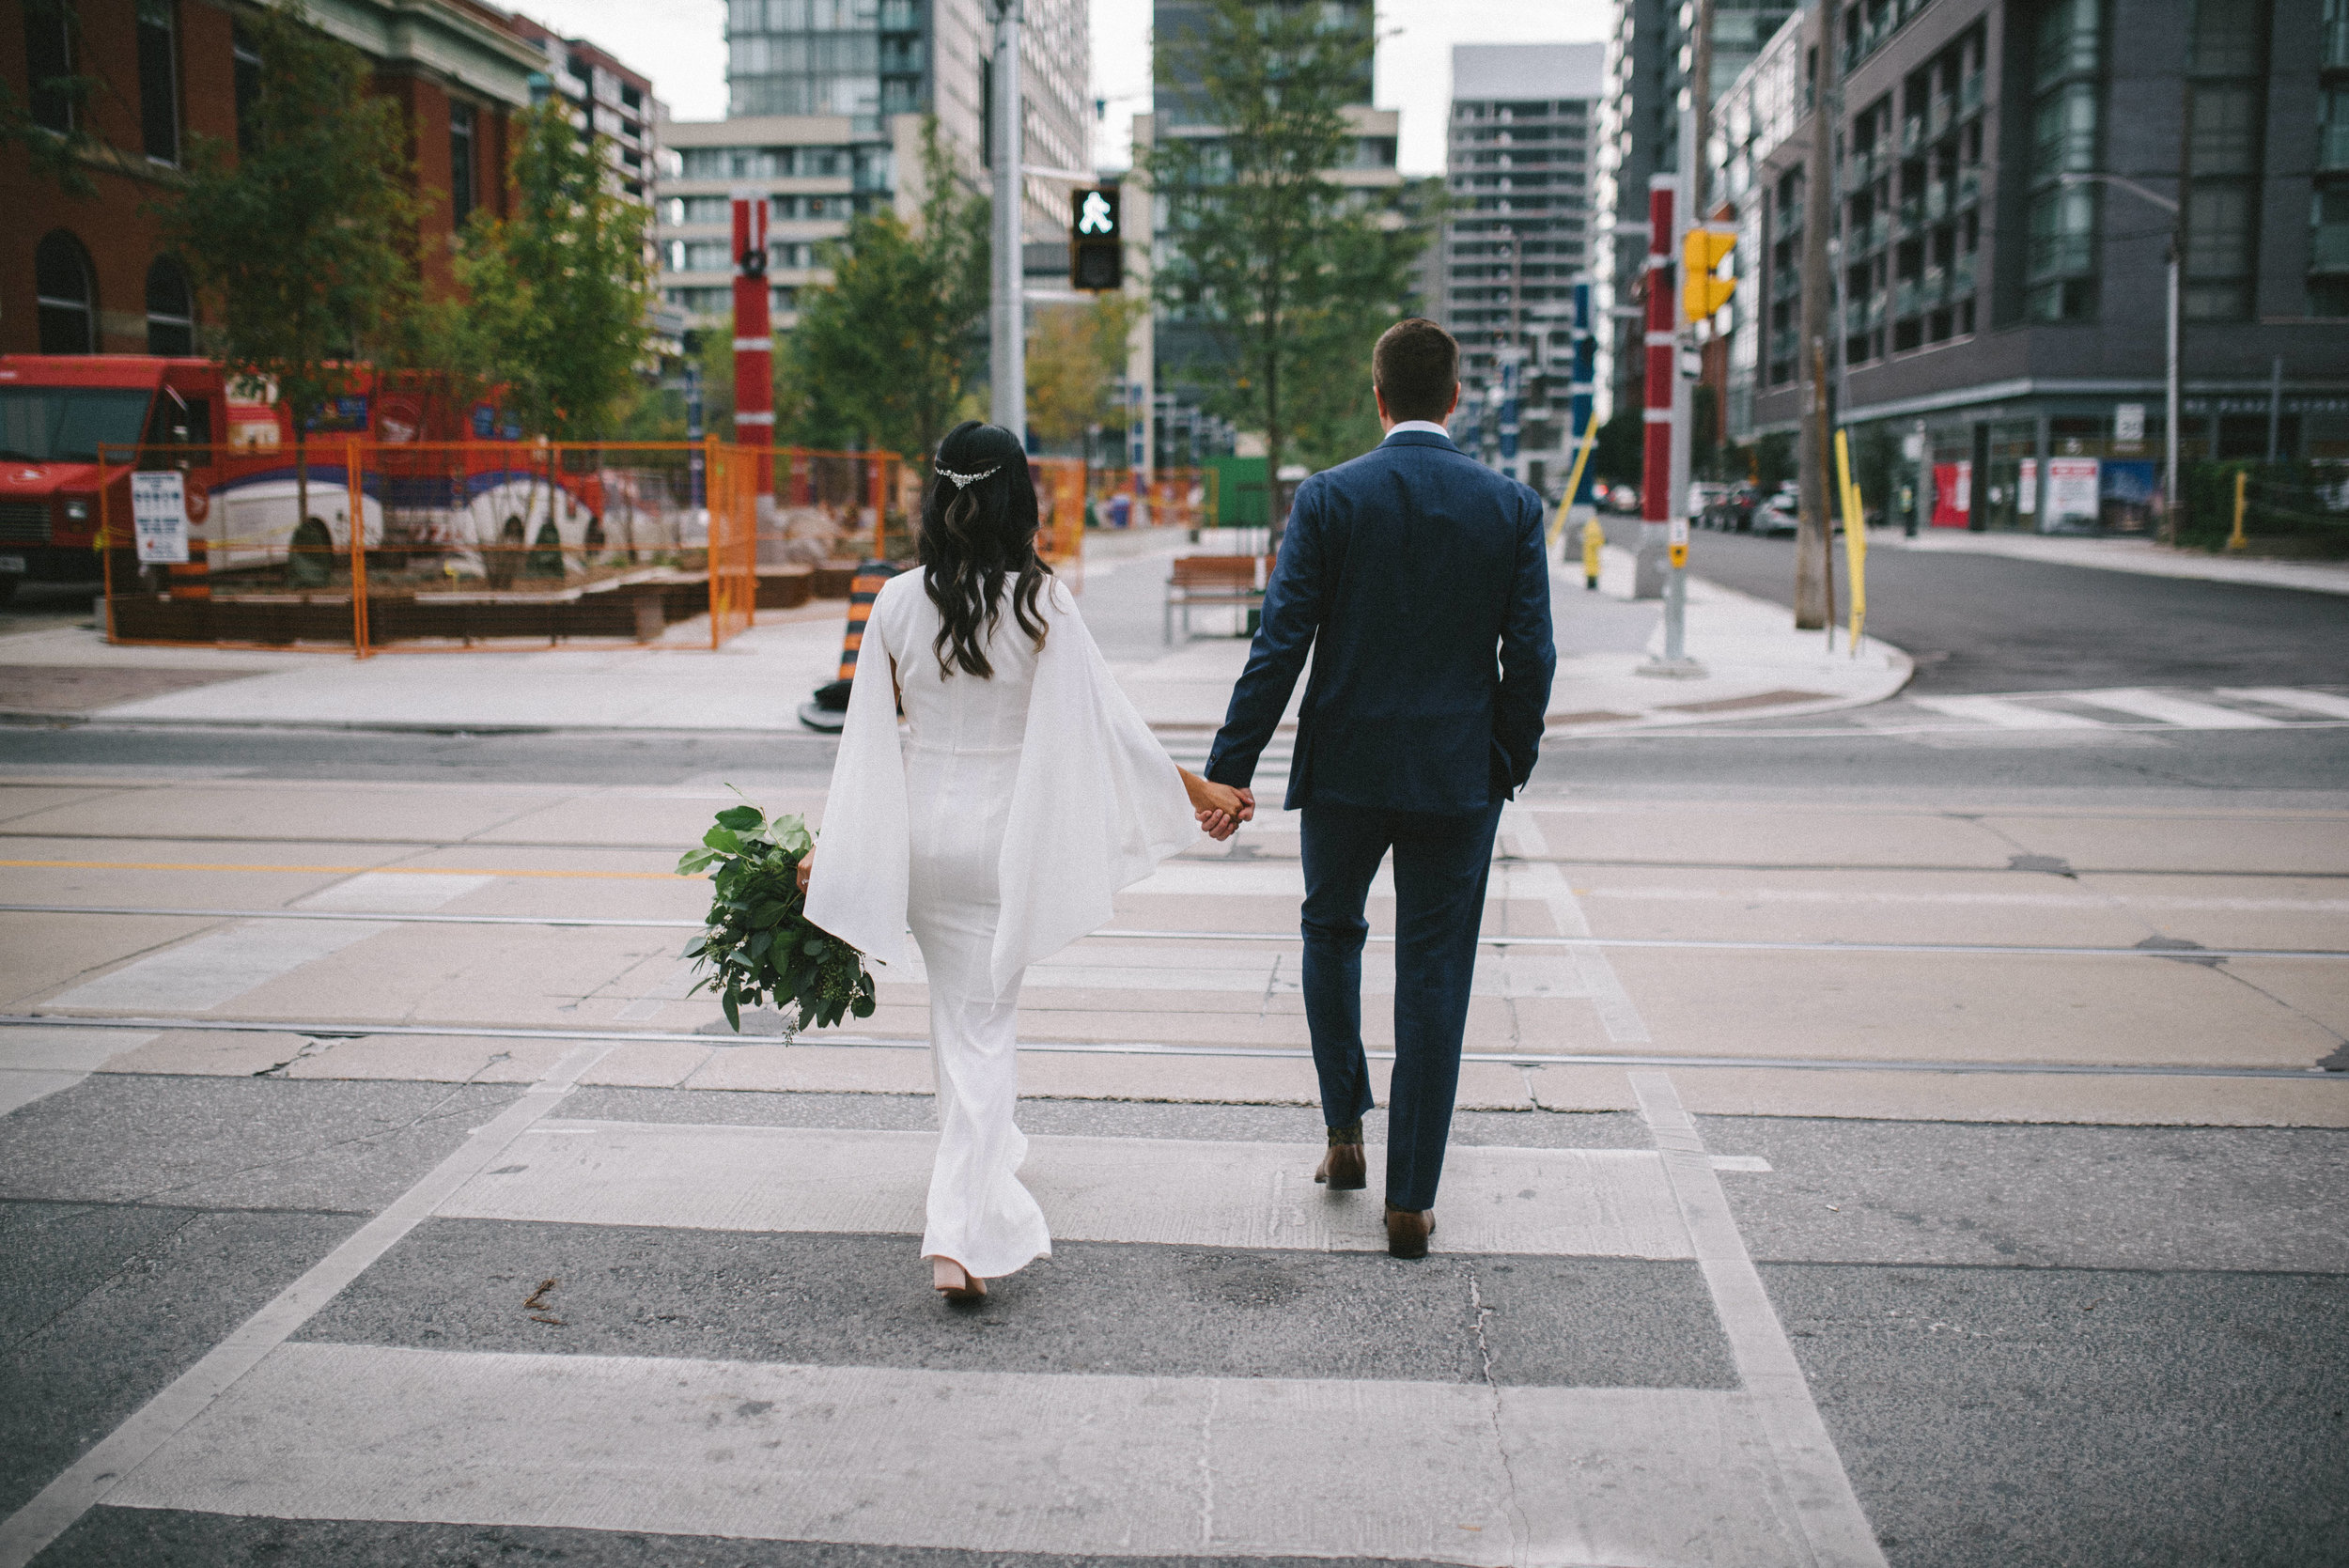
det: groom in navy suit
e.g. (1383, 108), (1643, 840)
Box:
(1205, 318), (1556, 1258)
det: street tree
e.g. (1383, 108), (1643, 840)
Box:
(442, 99), (655, 442)
(158, 2), (423, 540)
(786, 119), (989, 470)
(425, 97), (654, 572)
(1142, 0), (1432, 517)
(1026, 294), (1143, 460)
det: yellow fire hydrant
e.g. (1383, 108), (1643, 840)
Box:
(1580, 514), (1605, 591)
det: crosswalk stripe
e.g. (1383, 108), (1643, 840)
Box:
(109, 1342), (1818, 1566)
(443, 1121), (1695, 1259)
(2061, 688), (2286, 729)
(1906, 694), (2111, 730)
(2215, 686), (2349, 721)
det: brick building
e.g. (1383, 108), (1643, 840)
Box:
(0, 0), (610, 357)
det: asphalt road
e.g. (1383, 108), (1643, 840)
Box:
(3, 547), (2345, 1568)
(1622, 521), (2349, 694)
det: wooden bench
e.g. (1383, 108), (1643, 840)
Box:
(1164, 553), (1267, 643)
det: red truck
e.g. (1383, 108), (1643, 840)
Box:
(0, 355), (623, 600)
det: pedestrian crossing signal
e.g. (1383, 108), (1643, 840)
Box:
(1071, 187), (1122, 291)
(1682, 227), (1735, 323)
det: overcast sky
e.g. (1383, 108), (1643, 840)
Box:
(511, 0), (1610, 175)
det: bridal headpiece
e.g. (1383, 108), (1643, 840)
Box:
(936, 463), (1000, 489)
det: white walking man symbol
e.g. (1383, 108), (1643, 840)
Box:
(1078, 191), (1115, 235)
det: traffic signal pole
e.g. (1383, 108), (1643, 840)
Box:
(989, 0), (1026, 442)
(1637, 176), (1703, 678)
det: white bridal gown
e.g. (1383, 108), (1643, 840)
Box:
(804, 570), (1197, 1279)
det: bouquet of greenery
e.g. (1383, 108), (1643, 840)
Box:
(676, 795), (876, 1036)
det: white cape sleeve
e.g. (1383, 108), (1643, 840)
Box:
(801, 584), (911, 970)
(989, 578), (1199, 993)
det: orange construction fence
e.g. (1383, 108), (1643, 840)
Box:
(93, 439), (763, 654)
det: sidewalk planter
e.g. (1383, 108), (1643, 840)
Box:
(755, 567), (816, 610)
(812, 561), (861, 598)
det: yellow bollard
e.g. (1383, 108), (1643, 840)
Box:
(1580, 514), (1605, 590)
(1834, 428), (1867, 652)
(2228, 469), (2248, 551)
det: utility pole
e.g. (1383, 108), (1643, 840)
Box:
(1795, 0), (1839, 629)
(989, 0), (1026, 442)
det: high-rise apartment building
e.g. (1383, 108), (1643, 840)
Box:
(1135, 0), (1400, 425)
(1594, 0), (1801, 413)
(1708, 0), (2349, 534)
(502, 12), (665, 207)
(1440, 43), (1604, 493)
(657, 0), (1089, 334)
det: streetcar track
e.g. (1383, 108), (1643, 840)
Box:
(0, 903), (2340, 961)
(3, 1013), (2338, 1079)
(4, 851), (2341, 878)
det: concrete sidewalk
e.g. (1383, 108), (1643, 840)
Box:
(0, 532), (1908, 733)
(1885, 527), (2349, 596)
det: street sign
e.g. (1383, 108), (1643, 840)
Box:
(132, 470), (189, 565)
(1070, 187), (1122, 290)
(2115, 403), (2145, 442)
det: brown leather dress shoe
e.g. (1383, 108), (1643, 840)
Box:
(1385, 1203), (1435, 1259)
(1315, 1123), (1366, 1190)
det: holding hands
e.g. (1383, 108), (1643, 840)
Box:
(1180, 768), (1256, 843)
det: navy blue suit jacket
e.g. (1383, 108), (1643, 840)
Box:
(1205, 429), (1557, 815)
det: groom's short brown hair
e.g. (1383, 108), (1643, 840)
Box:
(1373, 318), (1460, 423)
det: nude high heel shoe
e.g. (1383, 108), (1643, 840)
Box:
(932, 1257), (987, 1300)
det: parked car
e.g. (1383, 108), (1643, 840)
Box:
(1700, 483), (1763, 531)
(1752, 486), (1800, 536)
(1603, 482), (1642, 515)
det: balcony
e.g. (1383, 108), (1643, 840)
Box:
(1897, 194), (1924, 232)
(1772, 264), (1802, 302)
(1929, 96), (1953, 139)
(2326, 16), (2349, 67)
(1925, 181), (1949, 222)
(1894, 278), (1922, 318)
(1952, 255), (1977, 296)
(1901, 117), (1925, 156)
(1921, 262), (1947, 302)
(1957, 167), (1982, 209)
(1960, 74), (1984, 115)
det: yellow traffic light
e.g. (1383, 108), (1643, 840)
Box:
(1683, 227), (1735, 323)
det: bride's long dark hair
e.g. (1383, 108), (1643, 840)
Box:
(920, 420), (1051, 678)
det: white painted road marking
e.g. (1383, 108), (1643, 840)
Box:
(2063, 688), (2285, 730)
(44, 872), (492, 1015)
(1634, 1070), (1889, 1568)
(1907, 694), (2110, 730)
(0, 1040), (617, 1568)
(443, 1120), (1697, 1259)
(2215, 687), (2349, 722)
(108, 1343), (1818, 1567)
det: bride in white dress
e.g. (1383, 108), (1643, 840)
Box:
(801, 421), (1247, 1301)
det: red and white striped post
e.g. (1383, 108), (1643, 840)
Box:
(1640, 176), (1675, 549)
(731, 191), (774, 500)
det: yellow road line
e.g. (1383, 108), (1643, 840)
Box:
(0, 859), (697, 881)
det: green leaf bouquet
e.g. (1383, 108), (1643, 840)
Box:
(676, 796), (876, 1036)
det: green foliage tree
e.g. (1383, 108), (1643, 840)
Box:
(437, 98), (654, 442)
(1026, 294), (1143, 458)
(1143, 0), (1437, 516)
(786, 118), (989, 469)
(157, 3), (423, 535)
